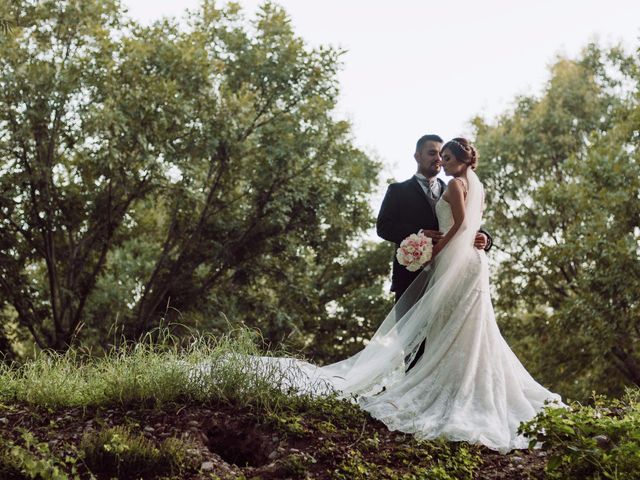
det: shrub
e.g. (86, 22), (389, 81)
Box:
(520, 388), (640, 479)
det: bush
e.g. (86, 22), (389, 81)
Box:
(520, 388), (640, 479)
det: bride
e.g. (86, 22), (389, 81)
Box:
(239, 137), (561, 453)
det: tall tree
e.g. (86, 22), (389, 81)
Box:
(0, 0), (391, 354)
(473, 43), (640, 399)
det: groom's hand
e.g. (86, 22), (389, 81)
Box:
(474, 232), (488, 250)
(419, 229), (443, 244)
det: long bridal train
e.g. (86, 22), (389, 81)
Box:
(199, 169), (561, 453)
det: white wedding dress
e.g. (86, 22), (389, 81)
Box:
(211, 169), (561, 453)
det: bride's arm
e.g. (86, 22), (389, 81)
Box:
(431, 179), (466, 257)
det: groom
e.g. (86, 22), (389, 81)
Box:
(377, 134), (491, 369)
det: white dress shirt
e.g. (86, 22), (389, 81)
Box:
(414, 173), (441, 199)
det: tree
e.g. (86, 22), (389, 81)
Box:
(0, 0), (391, 354)
(0, 19), (11, 34)
(473, 43), (640, 399)
(0, 0), (15, 35)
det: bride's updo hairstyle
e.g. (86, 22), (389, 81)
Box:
(443, 137), (478, 170)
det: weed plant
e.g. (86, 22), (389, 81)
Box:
(80, 425), (196, 479)
(0, 431), (80, 480)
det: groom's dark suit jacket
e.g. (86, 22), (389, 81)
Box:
(377, 176), (493, 299)
(376, 176), (446, 297)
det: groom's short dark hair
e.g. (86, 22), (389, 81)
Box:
(416, 134), (443, 153)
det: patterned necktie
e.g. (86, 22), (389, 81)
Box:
(417, 176), (437, 199)
(427, 180), (438, 199)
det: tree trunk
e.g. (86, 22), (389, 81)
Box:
(610, 345), (640, 387)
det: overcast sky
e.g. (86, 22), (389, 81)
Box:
(123, 0), (640, 188)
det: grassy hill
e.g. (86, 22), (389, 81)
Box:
(0, 331), (638, 479)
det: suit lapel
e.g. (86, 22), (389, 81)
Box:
(437, 178), (446, 199)
(411, 177), (437, 215)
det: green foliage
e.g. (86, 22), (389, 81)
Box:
(332, 440), (480, 480)
(307, 241), (395, 362)
(79, 425), (197, 479)
(333, 449), (379, 479)
(0, 431), (81, 480)
(521, 388), (640, 479)
(0, 0), (388, 357)
(473, 43), (640, 399)
(266, 412), (309, 436)
(0, 438), (28, 480)
(279, 452), (317, 478)
(430, 441), (482, 480)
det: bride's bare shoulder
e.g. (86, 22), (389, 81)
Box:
(444, 178), (468, 200)
(451, 177), (468, 193)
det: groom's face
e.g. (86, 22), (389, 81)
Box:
(415, 141), (442, 177)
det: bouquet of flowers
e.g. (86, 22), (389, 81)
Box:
(396, 231), (433, 272)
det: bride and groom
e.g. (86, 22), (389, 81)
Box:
(249, 135), (561, 453)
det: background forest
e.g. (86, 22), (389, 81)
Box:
(0, 0), (639, 404)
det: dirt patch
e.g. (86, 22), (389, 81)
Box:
(207, 417), (279, 467)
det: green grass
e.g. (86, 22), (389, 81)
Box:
(0, 327), (320, 413)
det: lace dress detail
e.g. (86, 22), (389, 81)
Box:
(436, 197), (455, 234)
(356, 197), (560, 452)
